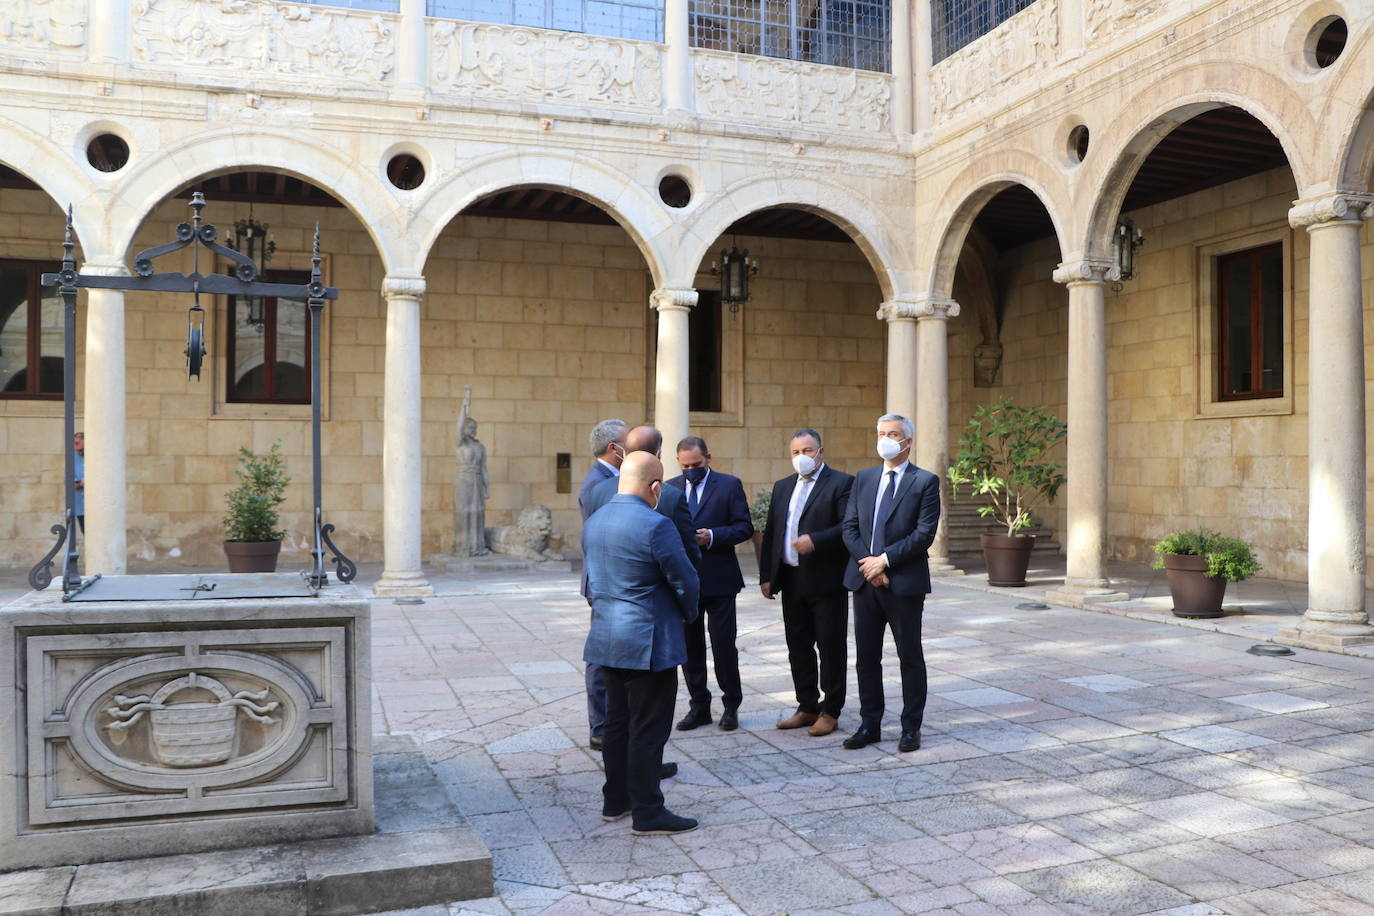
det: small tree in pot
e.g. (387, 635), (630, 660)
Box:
(1152, 528), (1260, 618)
(223, 441), (291, 573)
(948, 398), (1066, 587)
(749, 487), (771, 565)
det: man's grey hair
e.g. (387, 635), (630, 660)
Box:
(589, 419), (628, 457)
(790, 428), (823, 447)
(876, 413), (915, 440)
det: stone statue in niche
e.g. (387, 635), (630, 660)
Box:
(453, 385), (490, 556)
(973, 341), (1004, 388)
(487, 505), (564, 562)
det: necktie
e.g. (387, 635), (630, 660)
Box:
(688, 481), (699, 517)
(871, 470), (898, 554)
(784, 475), (815, 566)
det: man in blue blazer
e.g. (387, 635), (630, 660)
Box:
(586, 426), (701, 569)
(578, 419), (628, 750)
(584, 451), (700, 836)
(841, 413), (941, 753)
(667, 436), (753, 732)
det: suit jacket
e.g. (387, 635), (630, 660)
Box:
(666, 469), (752, 598)
(579, 461), (617, 520)
(842, 462), (941, 597)
(759, 464), (855, 596)
(587, 474), (702, 569)
(583, 494), (700, 671)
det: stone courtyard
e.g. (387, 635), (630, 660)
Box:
(340, 565), (1374, 915)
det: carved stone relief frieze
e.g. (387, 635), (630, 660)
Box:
(929, 0), (1058, 125)
(695, 50), (891, 134)
(1086, 0), (1164, 44)
(130, 0), (395, 84)
(0, 0), (88, 56)
(430, 21), (662, 110)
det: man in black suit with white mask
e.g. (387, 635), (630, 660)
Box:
(759, 428), (854, 737)
(841, 413), (941, 753)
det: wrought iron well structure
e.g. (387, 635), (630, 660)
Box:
(29, 193), (355, 596)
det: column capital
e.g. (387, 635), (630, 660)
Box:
(1052, 259), (1116, 286)
(877, 298), (959, 321)
(382, 275), (426, 299)
(1288, 192), (1374, 229)
(650, 287), (698, 311)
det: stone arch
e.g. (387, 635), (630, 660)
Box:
(408, 149), (675, 289)
(922, 155), (1070, 300)
(0, 113), (103, 254)
(679, 176), (907, 300)
(1081, 65), (1314, 256)
(1323, 22), (1374, 189)
(107, 127), (406, 271)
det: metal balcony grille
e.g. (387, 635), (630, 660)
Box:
(429, 0), (663, 40)
(932, 0), (1038, 62)
(690, 0), (890, 73)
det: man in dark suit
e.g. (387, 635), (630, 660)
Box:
(578, 419), (628, 751)
(667, 436), (753, 732)
(841, 413), (941, 753)
(759, 428), (854, 737)
(583, 451), (700, 836)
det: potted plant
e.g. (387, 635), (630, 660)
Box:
(1152, 528), (1260, 618)
(222, 441), (291, 573)
(948, 398), (1066, 587)
(749, 487), (771, 565)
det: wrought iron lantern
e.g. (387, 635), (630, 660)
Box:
(225, 211), (276, 332)
(1112, 219), (1146, 284)
(710, 242), (759, 311)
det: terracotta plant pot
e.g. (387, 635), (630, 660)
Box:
(981, 533), (1036, 587)
(1161, 553), (1227, 618)
(223, 539), (282, 573)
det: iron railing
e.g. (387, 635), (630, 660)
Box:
(690, 0), (890, 72)
(428, 0), (663, 41)
(932, 0), (1038, 62)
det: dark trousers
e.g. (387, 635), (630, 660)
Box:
(601, 665), (677, 822)
(777, 568), (847, 717)
(683, 594), (742, 712)
(586, 662), (607, 737)
(853, 583), (926, 734)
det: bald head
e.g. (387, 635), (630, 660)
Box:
(618, 451), (664, 506)
(623, 425), (663, 457)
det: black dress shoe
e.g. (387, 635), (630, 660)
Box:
(898, 731), (921, 753)
(842, 724), (882, 749)
(718, 708), (739, 731)
(589, 735), (603, 752)
(676, 708), (712, 731)
(659, 762), (679, 779)
(631, 810), (698, 836)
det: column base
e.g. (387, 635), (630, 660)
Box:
(1044, 581), (1130, 608)
(373, 572), (436, 599)
(1276, 615), (1374, 651)
(930, 557), (965, 576)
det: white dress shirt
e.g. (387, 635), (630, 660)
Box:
(597, 457), (621, 477)
(783, 464), (823, 566)
(871, 460), (911, 563)
(687, 468), (712, 547)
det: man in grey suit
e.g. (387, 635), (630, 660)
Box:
(841, 413), (941, 754)
(579, 418), (628, 751)
(584, 451), (700, 835)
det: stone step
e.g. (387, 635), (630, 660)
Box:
(945, 501), (1061, 557)
(0, 736), (493, 916)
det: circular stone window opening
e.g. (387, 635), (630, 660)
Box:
(1308, 16), (1348, 69)
(658, 174), (692, 208)
(86, 133), (130, 173)
(1068, 124), (1090, 164)
(386, 153), (425, 191)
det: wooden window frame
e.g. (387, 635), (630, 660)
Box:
(0, 258), (61, 401)
(1216, 242), (1284, 402)
(225, 268), (312, 406)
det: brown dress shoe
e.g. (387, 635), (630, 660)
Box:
(776, 710), (819, 730)
(808, 713), (838, 737)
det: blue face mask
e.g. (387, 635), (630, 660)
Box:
(682, 466), (707, 484)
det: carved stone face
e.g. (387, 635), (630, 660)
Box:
(463, 418), (478, 438)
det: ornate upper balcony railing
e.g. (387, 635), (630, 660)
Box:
(928, 0), (1056, 125)
(694, 49), (892, 131)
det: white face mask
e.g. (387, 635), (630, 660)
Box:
(791, 453), (817, 476)
(877, 436), (906, 462)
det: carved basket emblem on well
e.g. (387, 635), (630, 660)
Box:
(105, 671), (280, 768)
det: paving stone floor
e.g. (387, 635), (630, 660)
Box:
(363, 567), (1374, 915)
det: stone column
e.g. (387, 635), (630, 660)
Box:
(82, 262), (128, 575)
(664, 0), (694, 111)
(891, 0), (914, 135)
(652, 288), (696, 449)
(88, 0), (129, 63)
(374, 276), (434, 598)
(912, 0), (934, 136)
(879, 300), (919, 419)
(1280, 193), (1374, 649)
(1046, 260), (1127, 605)
(397, 0), (429, 91)
(916, 299), (958, 572)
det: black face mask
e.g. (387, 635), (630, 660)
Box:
(682, 467), (707, 484)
